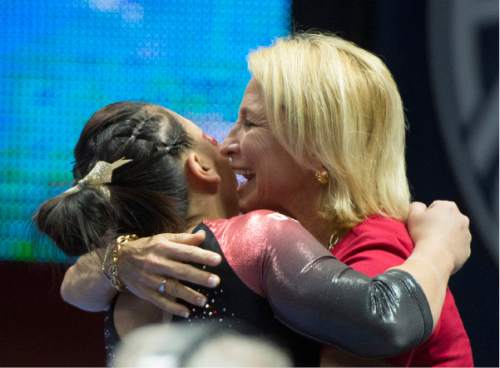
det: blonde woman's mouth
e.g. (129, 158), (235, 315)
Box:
(233, 169), (255, 192)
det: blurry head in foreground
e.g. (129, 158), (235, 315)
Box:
(113, 322), (291, 367)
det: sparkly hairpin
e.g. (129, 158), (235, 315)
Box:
(63, 157), (132, 199)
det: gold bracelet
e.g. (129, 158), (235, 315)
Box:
(102, 234), (138, 292)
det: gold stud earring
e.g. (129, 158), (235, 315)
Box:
(315, 170), (329, 185)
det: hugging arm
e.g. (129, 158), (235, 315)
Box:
(61, 232), (222, 317)
(259, 203), (470, 358)
(61, 249), (116, 312)
(62, 201), (470, 353)
(259, 218), (433, 358)
(257, 201), (470, 357)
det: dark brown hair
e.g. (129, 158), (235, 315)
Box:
(35, 102), (193, 256)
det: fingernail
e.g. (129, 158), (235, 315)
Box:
(197, 296), (207, 306)
(208, 275), (220, 287)
(182, 311), (190, 318)
(210, 254), (222, 264)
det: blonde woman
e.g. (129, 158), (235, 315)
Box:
(220, 33), (473, 366)
(59, 34), (472, 366)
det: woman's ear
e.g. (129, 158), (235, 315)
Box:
(186, 152), (221, 193)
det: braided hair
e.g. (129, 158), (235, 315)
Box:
(35, 102), (193, 256)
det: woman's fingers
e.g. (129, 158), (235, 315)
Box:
(148, 258), (220, 288)
(157, 230), (206, 246)
(162, 280), (207, 307)
(156, 241), (222, 266)
(119, 232), (222, 289)
(408, 200), (472, 274)
(125, 273), (204, 316)
(116, 231), (222, 308)
(146, 292), (191, 319)
(409, 201), (427, 216)
(140, 273), (207, 308)
(151, 231), (222, 267)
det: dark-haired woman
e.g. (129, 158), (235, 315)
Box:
(36, 102), (470, 365)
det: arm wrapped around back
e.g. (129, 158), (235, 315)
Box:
(255, 214), (433, 358)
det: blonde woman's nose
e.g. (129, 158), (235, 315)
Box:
(220, 141), (240, 157)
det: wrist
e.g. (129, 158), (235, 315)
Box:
(102, 234), (138, 291)
(410, 242), (454, 278)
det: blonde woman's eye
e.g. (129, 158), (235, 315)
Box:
(243, 120), (257, 128)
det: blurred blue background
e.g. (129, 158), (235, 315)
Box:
(0, 0), (290, 262)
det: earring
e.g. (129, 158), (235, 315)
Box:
(315, 170), (329, 185)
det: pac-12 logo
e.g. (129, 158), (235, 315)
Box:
(428, 0), (499, 262)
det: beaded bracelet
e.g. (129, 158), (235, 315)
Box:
(102, 234), (138, 291)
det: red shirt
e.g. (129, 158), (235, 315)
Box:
(331, 216), (473, 367)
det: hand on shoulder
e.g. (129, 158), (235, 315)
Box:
(408, 201), (471, 274)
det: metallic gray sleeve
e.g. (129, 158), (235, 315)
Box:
(262, 229), (433, 358)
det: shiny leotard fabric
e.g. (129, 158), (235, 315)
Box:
(178, 220), (321, 366)
(331, 215), (473, 366)
(105, 217), (320, 366)
(201, 210), (433, 358)
(105, 210), (434, 365)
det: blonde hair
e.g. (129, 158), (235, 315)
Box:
(248, 32), (410, 234)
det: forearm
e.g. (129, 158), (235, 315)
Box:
(61, 249), (117, 312)
(391, 241), (454, 329)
